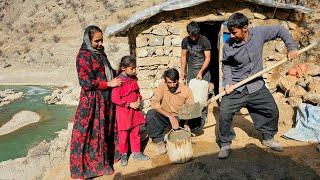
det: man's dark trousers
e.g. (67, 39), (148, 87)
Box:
(218, 85), (279, 146)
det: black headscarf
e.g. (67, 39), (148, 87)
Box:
(80, 25), (114, 81)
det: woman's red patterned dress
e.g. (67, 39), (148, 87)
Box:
(70, 49), (119, 179)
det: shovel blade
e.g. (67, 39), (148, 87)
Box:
(178, 102), (203, 119)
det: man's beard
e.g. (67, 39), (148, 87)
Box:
(232, 36), (242, 43)
(168, 86), (178, 93)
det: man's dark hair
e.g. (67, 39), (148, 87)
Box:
(187, 22), (200, 36)
(227, 13), (248, 31)
(163, 68), (179, 81)
(120, 55), (136, 69)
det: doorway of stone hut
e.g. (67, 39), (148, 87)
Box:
(198, 21), (223, 95)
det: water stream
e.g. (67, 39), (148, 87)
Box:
(0, 86), (76, 162)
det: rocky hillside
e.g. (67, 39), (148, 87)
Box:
(0, 0), (319, 72)
(0, 0), (165, 84)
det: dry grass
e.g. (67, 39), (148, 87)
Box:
(53, 12), (66, 24)
(52, 35), (60, 43)
(117, 14), (128, 23)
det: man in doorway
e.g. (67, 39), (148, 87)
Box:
(181, 21), (211, 128)
(218, 12), (298, 159)
(145, 68), (194, 155)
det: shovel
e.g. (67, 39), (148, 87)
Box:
(178, 42), (318, 120)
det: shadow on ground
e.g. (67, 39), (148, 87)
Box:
(113, 144), (319, 180)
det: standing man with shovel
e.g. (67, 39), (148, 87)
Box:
(181, 21), (211, 129)
(218, 12), (298, 159)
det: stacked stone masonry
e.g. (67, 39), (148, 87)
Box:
(135, 22), (183, 112)
(129, 8), (306, 113)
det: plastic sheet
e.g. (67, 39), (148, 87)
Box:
(105, 0), (313, 36)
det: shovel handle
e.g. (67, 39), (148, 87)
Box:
(207, 42), (318, 104)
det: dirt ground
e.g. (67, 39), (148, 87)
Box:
(43, 104), (320, 180)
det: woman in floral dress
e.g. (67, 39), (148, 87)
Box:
(70, 25), (122, 179)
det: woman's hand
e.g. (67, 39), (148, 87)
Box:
(129, 101), (139, 109)
(108, 78), (123, 87)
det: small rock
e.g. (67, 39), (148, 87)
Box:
(276, 99), (294, 125)
(148, 35), (164, 46)
(280, 21), (289, 30)
(28, 140), (50, 158)
(172, 47), (181, 57)
(288, 85), (307, 97)
(303, 93), (320, 105)
(164, 47), (172, 56)
(265, 10), (290, 20)
(152, 25), (169, 36)
(147, 47), (156, 56)
(287, 21), (298, 30)
(239, 108), (249, 115)
(140, 89), (154, 100)
(3, 63), (11, 68)
(307, 64), (320, 76)
(279, 76), (298, 92)
(275, 41), (286, 53)
(237, 8), (254, 19)
(4, 89), (15, 94)
(287, 97), (302, 107)
(168, 57), (180, 68)
(275, 10), (290, 20)
(138, 80), (155, 89)
(136, 35), (148, 47)
(141, 27), (153, 34)
(155, 47), (164, 56)
(171, 36), (182, 47)
(136, 48), (149, 58)
(253, 12), (267, 20)
(307, 79), (320, 94)
(168, 26), (181, 35)
(164, 36), (172, 46)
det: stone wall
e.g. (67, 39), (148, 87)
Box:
(130, 5), (307, 113)
(134, 22), (186, 112)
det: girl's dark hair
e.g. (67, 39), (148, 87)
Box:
(120, 55), (136, 69)
(227, 13), (248, 31)
(85, 25), (103, 41)
(187, 21), (200, 36)
(163, 68), (179, 81)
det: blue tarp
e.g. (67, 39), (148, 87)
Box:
(283, 103), (320, 143)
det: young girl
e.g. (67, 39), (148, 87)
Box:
(112, 55), (150, 166)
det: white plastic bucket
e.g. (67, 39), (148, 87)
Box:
(165, 128), (193, 163)
(188, 78), (209, 105)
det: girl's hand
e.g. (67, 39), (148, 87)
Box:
(108, 78), (123, 87)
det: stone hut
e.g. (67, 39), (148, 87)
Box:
(104, 0), (313, 113)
